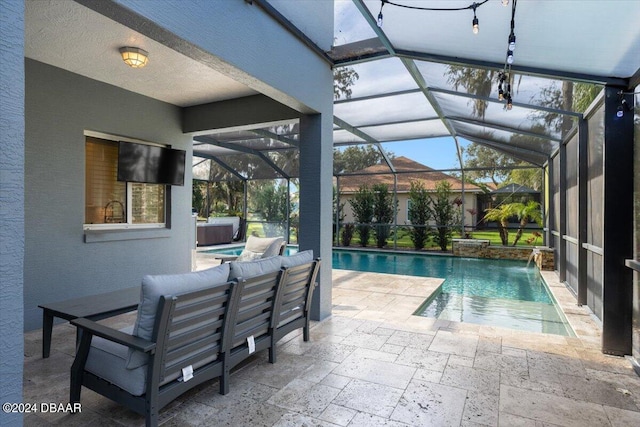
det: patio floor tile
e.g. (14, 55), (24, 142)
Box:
(22, 265), (639, 426)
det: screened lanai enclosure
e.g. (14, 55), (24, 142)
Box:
(191, 1), (640, 361)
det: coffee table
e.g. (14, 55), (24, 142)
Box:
(38, 287), (140, 358)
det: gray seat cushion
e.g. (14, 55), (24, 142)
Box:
(127, 264), (230, 369)
(86, 325), (148, 396)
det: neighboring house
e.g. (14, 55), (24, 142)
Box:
(476, 183), (542, 229)
(337, 156), (484, 228)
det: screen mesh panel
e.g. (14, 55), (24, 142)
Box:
(587, 106), (604, 248)
(586, 103), (605, 320)
(566, 242), (578, 295)
(565, 135), (578, 238)
(552, 153), (561, 271)
(587, 251), (603, 320)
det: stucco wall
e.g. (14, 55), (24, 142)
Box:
(1, 1), (25, 424)
(24, 59), (193, 331)
(107, 0), (335, 320)
(112, 0), (332, 114)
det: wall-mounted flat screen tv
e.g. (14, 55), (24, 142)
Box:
(117, 142), (186, 186)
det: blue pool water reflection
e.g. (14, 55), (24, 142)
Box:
(204, 247), (574, 336)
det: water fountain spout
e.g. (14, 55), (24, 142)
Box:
(527, 248), (540, 268)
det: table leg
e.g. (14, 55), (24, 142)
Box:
(42, 311), (53, 358)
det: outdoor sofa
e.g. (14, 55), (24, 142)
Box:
(69, 251), (320, 427)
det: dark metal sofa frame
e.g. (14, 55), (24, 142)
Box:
(70, 280), (240, 426)
(269, 259), (321, 363)
(69, 258), (320, 426)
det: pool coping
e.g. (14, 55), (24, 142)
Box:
(538, 269), (602, 346)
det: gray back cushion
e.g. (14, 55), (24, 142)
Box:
(281, 250), (314, 268)
(127, 263), (230, 369)
(228, 256), (282, 280)
(236, 236), (284, 261)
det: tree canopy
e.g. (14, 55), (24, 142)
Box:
(461, 143), (517, 187)
(333, 145), (394, 174)
(334, 67), (359, 100)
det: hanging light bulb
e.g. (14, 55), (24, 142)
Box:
(472, 3), (479, 34)
(506, 95), (513, 110)
(506, 50), (514, 64)
(508, 33), (516, 51)
(502, 0), (509, 6)
(377, 11), (383, 27)
(498, 88), (504, 101)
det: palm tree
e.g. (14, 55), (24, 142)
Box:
(511, 201), (542, 246)
(483, 204), (518, 246)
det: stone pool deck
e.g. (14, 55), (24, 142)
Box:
(22, 260), (640, 426)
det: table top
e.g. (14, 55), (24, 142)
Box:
(211, 253), (239, 262)
(39, 287), (140, 319)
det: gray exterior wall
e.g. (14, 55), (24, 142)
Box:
(24, 59), (193, 331)
(108, 0), (335, 319)
(1, 1), (25, 424)
(111, 0), (332, 114)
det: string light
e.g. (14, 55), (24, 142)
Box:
(375, 0), (488, 34)
(616, 91), (633, 118)
(497, 0), (518, 111)
(472, 4), (479, 34)
(508, 33), (516, 51)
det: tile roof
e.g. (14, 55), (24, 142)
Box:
(338, 156), (483, 193)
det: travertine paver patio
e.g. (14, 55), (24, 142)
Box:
(22, 260), (640, 426)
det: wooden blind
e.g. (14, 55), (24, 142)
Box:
(85, 137), (126, 224)
(85, 136), (166, 225)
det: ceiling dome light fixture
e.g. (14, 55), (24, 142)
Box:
(119, 47), (149, 68)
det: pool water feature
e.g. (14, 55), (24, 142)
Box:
(204, 247), (574, 336)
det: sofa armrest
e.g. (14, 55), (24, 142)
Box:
(71, 317), (156, 353)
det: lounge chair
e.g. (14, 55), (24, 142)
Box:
(216, 235), (286, 263)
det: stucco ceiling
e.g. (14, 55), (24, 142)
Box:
(25, 0), (258, 108)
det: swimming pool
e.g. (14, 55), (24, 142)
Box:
(204, 247), (574, 336)
(331, 250), (573, 336)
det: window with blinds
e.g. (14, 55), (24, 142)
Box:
(85, 135), (165, 227)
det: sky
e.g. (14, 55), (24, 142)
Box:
(370, 137), (470, 171)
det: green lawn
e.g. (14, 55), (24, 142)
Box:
(337, 228), (543, 250)
(243, 222), (543, 251)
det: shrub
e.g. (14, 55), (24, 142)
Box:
(372, 184), (396, 248)
(408, 181), (430, 250)
(341, 223), (355, 246)
(349, 184), (374, 247)
(428, 181), (457, 251)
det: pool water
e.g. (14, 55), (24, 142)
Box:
(335, 250), (574, 337)
(204, 247), (574, 336)
(204, 246), (299, 256)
